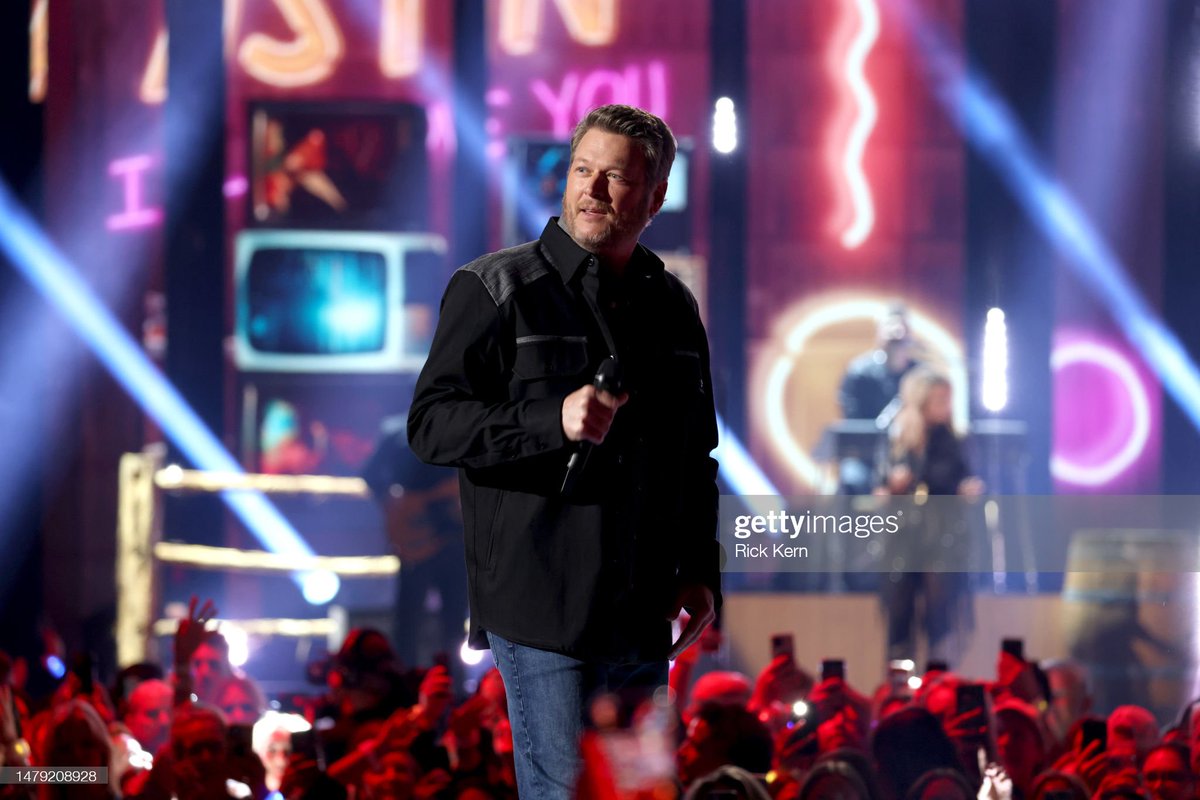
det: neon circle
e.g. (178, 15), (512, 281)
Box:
(1050, 340), (1150, 487)
(763, 298), (968, 490)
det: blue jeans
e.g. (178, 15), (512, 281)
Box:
(487, 632), (668, 800)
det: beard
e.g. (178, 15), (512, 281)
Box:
(561, 195), (653, 254)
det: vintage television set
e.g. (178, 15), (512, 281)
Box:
(502, 137), (693, 251)
(233, 229), (449, 374)
(248, 101), (429, 231)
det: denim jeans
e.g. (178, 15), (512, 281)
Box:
(486, 632), (668, 800)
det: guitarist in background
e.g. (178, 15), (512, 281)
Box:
(362, 417), (467, 681)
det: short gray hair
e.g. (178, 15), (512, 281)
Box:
(569, 104), (677, 186)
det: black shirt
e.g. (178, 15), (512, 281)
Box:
(407, 219), (721, 662)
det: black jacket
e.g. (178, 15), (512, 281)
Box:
(407, 219), (721, 662)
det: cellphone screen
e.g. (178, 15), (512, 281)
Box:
(821, 659), (845, 681)
(771, 634), (794, 660)
(1081, 719), (1107, 752)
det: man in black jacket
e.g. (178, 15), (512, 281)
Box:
(407, 105), (720, 798)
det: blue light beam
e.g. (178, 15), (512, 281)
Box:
(899, 4), (1200, 431)
(0, 180), (340, 604)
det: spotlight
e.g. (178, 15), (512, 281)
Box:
(44, 655), (66, 680)
(792, 700), (809, 718)
(713, 97), (738, 154)
(0, 182), (340, 604)
(222, 622), (250, 668)
(908, 675), (923, 690)
(301, 570), (341, 606)
(982, 307), (1009, 412)
(460, 640), (486, 667)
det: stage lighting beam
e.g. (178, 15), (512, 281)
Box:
(0, 180), (340, 605)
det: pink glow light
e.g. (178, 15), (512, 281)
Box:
(107, 155), (163, 232)
(838, 0), (880, 249)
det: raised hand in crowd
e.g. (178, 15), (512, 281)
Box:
(994, 650), (1042, 706)
(172, 597), (217, 706)
(749, 654), (813, 723)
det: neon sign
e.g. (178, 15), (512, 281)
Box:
(29, 0), (48, 103)
(107, 155), (163, 232)
(140, 28), (168, 105)
(425, 101), (457, 155)
(531, 61), (667, 138)
(237, 0), (344, 88)
(837, 0), (879, 249)
(498, 0), (618, 56)
(758, 296), (967, 490)
(1051, 339), (1152, 487)
(380, 0), (424, 79)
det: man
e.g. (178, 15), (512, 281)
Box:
(835, 304), (921, 497)
(407, 104), (720, 798)
(838, 304), (920, 423)
(361, 416), (467, 673)
(137, 704), (266, 800)
(123, 678), (173, 755)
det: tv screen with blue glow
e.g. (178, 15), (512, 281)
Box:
(246, 247), (388, 355)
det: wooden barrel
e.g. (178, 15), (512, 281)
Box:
(1062, 530), (1200, 723)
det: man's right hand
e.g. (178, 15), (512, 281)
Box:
(174, 596), (217, 671)
(561, 385), (628, 444)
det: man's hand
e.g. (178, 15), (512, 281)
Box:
(667, 583), (715, 661)
(561, 385), (628, 444)
(749, 654), (813, 711)
(417, 665), (453, 724)
(174, 596), (217, 669)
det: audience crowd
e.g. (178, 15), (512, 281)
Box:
(3, 602), (1200, 800)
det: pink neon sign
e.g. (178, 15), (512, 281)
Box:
(530, 61), (668, 138)
(837, 0), (879, 249)
(107, 154), (163, 232)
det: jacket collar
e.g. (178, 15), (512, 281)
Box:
(538, 217), (664, 286)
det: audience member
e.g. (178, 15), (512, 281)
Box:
(1140, 742), (1193, 800)
(1108, 705), (1161, 768)
(678, 703), (773, 788)
(872, 707), (965, 800)
(1137, 743), (1195, 800)
(214, 674), (267, 727)
(1028, 770), (1090, 800)
(904, 768), (977, 800)
(684, 764), (772, 800)
(994, 699), (1046, 799)
(1040, 661), (1092, 758)
(134, 703), (266, 800)
(122, 679), (173, 755)
(38, 699), (116, 800)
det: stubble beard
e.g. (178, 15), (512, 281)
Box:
(561, 196), (652, 254)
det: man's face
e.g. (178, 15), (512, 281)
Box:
(677, 717), (722, 786)
(125, 681), (173, 754)
(1051, 662), (1089, 738)
(560, 128), (666, 261)
(190, 642), (226, 701)
(216, 683), (259, 726)
(174, 716), (225, 769)
(1145, 748), (1193, 800)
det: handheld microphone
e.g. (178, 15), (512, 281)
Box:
(561, 356), (622, 496)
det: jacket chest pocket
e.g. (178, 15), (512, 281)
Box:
(512, 335), (590, 380)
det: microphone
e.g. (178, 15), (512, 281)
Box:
(561, 356), (622, 496)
